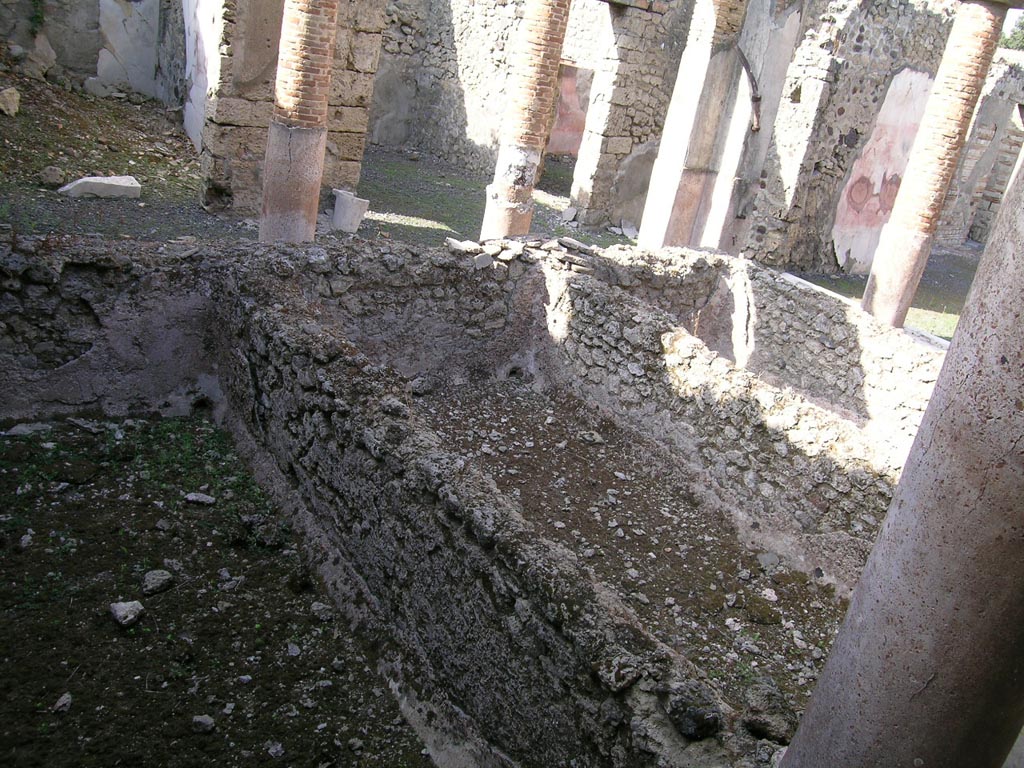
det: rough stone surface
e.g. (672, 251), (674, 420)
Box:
(198, 0), (386, 212)
(0, 87), (20, 116)
(142, 569), (174, 595)
(110, 600), (144, 626)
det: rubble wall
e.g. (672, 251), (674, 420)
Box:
(0, 235), (738, 766)
(0, 233), (949, 761)
(934, 51), (1024, 247)
(744, 0), (956, 272)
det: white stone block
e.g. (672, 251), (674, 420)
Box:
(331, 189), (370, 233)
(58, 176), (142, 199)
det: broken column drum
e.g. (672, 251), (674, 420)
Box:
(861, 0), (1012, 327)
(480, 0), (571, 240)
(638, 0), (751, 250)
(260, 0), (342, 243)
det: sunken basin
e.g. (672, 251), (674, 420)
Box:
(0, 231), (945, 766)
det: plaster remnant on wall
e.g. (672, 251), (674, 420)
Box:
(832, 68), (933, 274)
(96, 0), (161, 97)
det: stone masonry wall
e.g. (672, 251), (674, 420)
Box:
(201, 0), (385, 211)
(566, 0), (690, 228)
(368, 0), (688, 226)
(934, 50), (1024, 246)
(744, 0), (956, 272)
(530, 242), (938, 588)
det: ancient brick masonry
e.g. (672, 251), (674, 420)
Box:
(273, 0), (341, 129)
(480, 0), (571, 239)
(260, 0), (342, 243)
(200, 0), (384, 213)
(862, 0), (1007, 326)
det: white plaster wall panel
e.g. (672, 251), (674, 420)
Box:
(96, 0), (160, 96)
(183, 0), (226, 150)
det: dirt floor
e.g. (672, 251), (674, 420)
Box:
(0, 418), (433, 768)
(421, 379), (845, 718)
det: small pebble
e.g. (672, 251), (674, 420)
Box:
(192, 714), (215, 733)
(52, 692), (72, 713)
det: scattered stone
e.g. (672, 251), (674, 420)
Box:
(23, 34), (57, 80)
(310, 601), (334, 622)
(557, 236), (595, 255)
(237, 675), (253, 684)
(286, 642), (301, 657)
(192, 714), (216, 733)
(110, 600), (144, 626)
(473, 252), (494, 270)
(5, 423), (52, 436)
(266, 741), (285, 758)
(445, 237), (482, 255)
(0, 87), (20, 117)
(51, 692), (73, 713)
(348, 737), (364, 753)
(46, 158), (85, 186)
(185, 492), (216, 505)
(560, 206), (577, 222)
(142, 569), (174, 595)
(621, 222), (639, 239)
(666, 681), (723, 740)
(58, 175), (142, 199)
(17, 533), (32, 551)
(83, 77), (112, 98)
(757, 552), (781, 571)
(409, 376), (433, 396)
(741, 677), (798, 744)
(579, 430), (605, 445)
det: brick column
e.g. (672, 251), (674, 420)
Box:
(260, 0), (341, 243)
(781, 146), (1024, 767)
(638, 0), (749, 250)
(860, 0), (1009, 326)
(480, 0), (570, 240)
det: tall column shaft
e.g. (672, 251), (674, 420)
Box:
(260, 0), (341, 243)
(861, 0), (1006, 326)
(480, 0), (570, 240)
(782, 153), (1024, 767)
(638, 0), (749, 250)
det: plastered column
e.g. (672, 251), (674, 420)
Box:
(861, 0), (1009, 326)
(782, 152), (1024, 767)
(480, 0), (570, 240)
(259, 0), (341, 243)
(638, 0), (749, 250)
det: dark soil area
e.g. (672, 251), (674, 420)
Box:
(0, 418), (431, 768)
